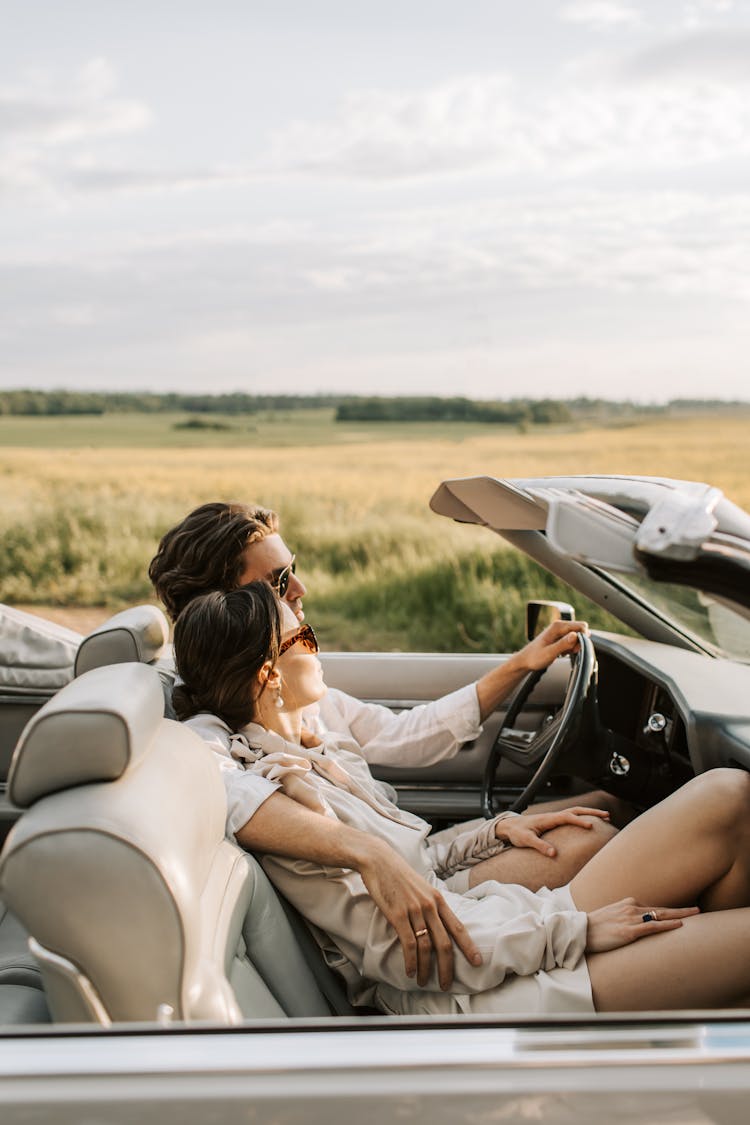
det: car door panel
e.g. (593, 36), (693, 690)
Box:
(319, 652), (572, 818)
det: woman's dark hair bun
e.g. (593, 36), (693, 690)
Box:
(173, 584), (281, 729)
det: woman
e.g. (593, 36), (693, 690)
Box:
(174, 583), (750, 1015)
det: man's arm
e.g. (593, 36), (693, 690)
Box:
(235, 790), (482, 990)
(319, 622), (590, 768)
(320, 685), (481, 769)
(475, 619), (588, 720)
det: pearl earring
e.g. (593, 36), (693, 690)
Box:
(275, 682), (285, 710)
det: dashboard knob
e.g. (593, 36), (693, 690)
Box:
(646, 712), (667, 734)
(609, 752), (630, 777)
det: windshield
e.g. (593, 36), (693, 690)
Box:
(598, 569), (750, 663)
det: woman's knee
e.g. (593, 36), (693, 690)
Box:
(688, 768), (750, 821)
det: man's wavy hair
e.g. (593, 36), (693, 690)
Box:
(149, 501), (279, 621)
(172, 584), (281, 730)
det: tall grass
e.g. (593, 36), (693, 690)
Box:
(1, 414), (747, 651)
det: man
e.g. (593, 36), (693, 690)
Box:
(149, 502), (616, 989)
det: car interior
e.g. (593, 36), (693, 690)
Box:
(2, 565), (750, 1030)
(0, 601), (592, 1029)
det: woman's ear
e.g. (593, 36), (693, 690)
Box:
(256, 660), (281, 693)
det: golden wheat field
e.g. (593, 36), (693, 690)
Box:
(1, 414), (748, 651)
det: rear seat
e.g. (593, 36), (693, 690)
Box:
(0, 604), (82, 1026)
(0, 902), (50, 1025)
(0, 663), (352, 1023)
(74, 604), (176, 717)
(0, 604), (171, 1027)
(0, 607), (355, 1024)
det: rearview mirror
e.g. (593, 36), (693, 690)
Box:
(526, 600), (575, 641)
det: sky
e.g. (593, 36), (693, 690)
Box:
(2, 0), (750, 402)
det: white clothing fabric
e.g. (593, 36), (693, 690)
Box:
(185, 712), (594, 1017)
(314, 683), (482, 768)
(188, 683), (481, 833)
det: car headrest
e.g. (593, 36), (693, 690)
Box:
(74, 605), (169, 678)
(8, 663), (164, 808)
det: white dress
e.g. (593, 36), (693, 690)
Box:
(185, 711), (595, 1017)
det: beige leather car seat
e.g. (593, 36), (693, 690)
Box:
(74, 604), (177, 718)
(0, 902), (49, 1024)
(0, 662), (339, 1024)
(74, 604), (169, 677)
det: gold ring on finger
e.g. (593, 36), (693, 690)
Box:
(414, 928), (429, 938)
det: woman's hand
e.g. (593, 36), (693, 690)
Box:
(495, 807), (611, 858)
(585, 898), (699, 953)
(358, 841), (483, 991)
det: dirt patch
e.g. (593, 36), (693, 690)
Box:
(12, 605), (127, 635)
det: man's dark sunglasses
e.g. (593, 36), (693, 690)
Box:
(270, 555), (296, 599)
(279, 623), (319, 657)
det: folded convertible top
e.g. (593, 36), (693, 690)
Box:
(0, 606), (81, 693)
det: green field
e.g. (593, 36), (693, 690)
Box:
(1, 411), (748, 651)
(0, 409), (553, 449)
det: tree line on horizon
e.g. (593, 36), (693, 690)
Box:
(0, 389), (746, 420)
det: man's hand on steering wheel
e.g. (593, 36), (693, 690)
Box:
(481, 626), (599, 817)
(475, 619), (589, 722)
(514, 619), (589, 674)
(495, 806), (611, 858)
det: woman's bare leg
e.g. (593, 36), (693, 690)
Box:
(469, 816), (617, 891)
(587, 910), (750, 1010)
(570, 768), (750, 913)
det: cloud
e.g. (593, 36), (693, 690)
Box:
(63, 162), (241, 195)
(262, 67), (750, 181)
(0, 59), (151, 198)
(263, 74), (525, 180)
(5, 190), (750, 318)
(0, 60), (256, 200)
(7, 39), (750, 201)
(2, 190), (750, 396)
(682, 0), (738, 31)
(623, 29), (750, 82)
(51, 304), (97, 327)
(560, 2), (644, 30)
(325, 192), (750, 303)
(0, 58), (149, 146)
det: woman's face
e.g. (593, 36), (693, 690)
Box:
(276, 602), (326, 710)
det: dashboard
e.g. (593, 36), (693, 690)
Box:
(592, 632), (750, 805)
(357, 633), (750, 819)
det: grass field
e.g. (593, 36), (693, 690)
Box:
(0, 408), (557, 449)
(1, 411), (748, 651)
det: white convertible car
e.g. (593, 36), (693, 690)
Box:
(1, 473), (750, 1124)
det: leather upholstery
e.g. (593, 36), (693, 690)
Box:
(0, 903), (49, 1025)
(0, 604), (79, 693)
(8, 663), (163, 807)
(74, 605), (169, 677)
(0, 663), (335, 1024)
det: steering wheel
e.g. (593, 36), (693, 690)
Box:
(481, 632), (597, 817)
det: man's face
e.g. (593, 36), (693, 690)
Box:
(237, 533), (307, 621)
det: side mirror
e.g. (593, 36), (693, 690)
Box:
(526, 600), (575, 641)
